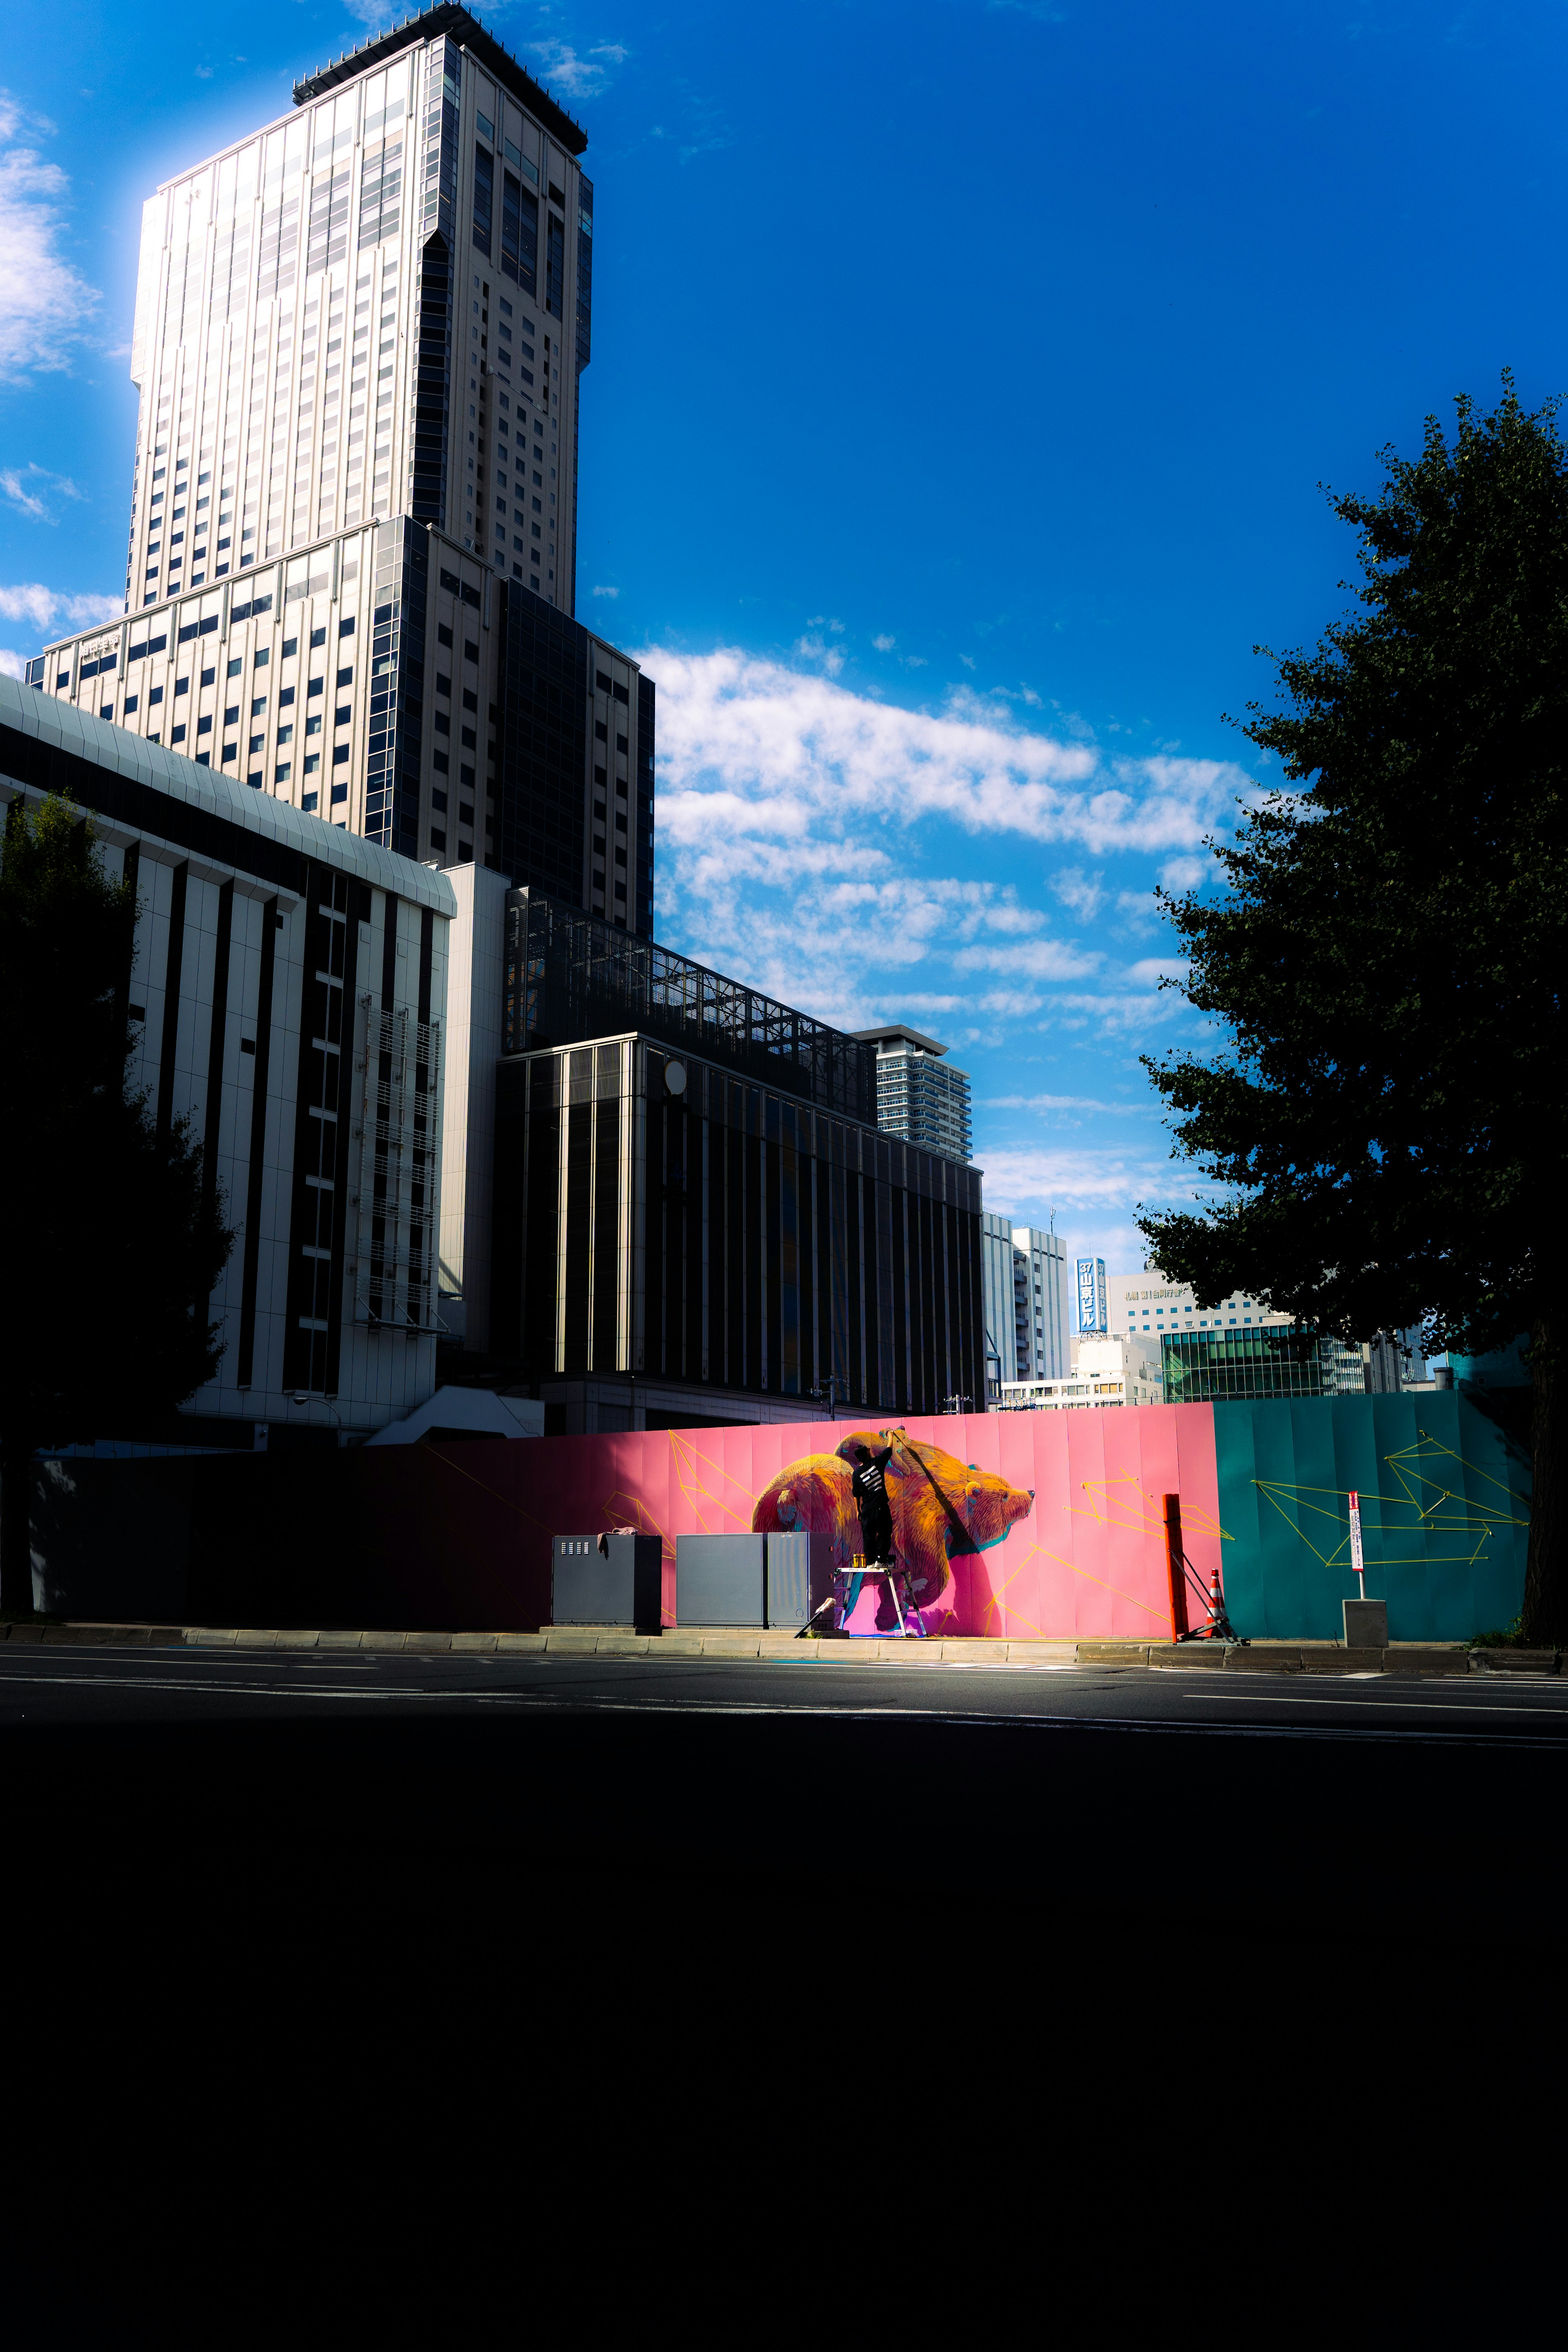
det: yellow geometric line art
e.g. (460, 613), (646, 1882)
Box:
(1403, 1427), (1527, 1507)
(665, 1430), (763, 1536)
(974, 1543), (1049, 1638)
(1070, 1469), (1237, 1551)
(602, 1491), (673, 1555)
(1251, 1427), (1528, 1575)
(1038, 1543), (1176, 1627)
(1380, 1435), (1528, 1525)
(419, 1440), (559, 1536)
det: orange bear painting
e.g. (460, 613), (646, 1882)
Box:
(751, 1425), (1034, 1632)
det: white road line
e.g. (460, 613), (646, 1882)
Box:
(1185, 1690), (1568, 1717)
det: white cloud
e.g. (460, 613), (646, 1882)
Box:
(952, 938), (1099, 981)
(872, 633), (895, 651)
(973, 989), (1046, 1018)
(1158, 853), (1207, 894)
(591, 584), (621, 599)
(668, 873), (1073, 1037)
(646, 646), (1247, 860)
(0, 649), (27, 680)
(0, 93), (100, 379)
(1, 463), (86, 523)
(1049, 865), (1105, 920)
(984, 1093), (1160, 1115)
(635, 646), (1237, 1067)
(0, 581), (120, 630)
(793, 633), (845, 677)
(1039, 989), (1188, 1038)
(976, 1142), (1173, 1215)
(528, 40), (628, 100)
(959, 653), (976, 670)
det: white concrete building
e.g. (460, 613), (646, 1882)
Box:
(980, 1216), (1071, 1399)
(2, 673), (455, 1441)
(999, 1334), (1164, 1414)
(1013, 1225), (1071, 1384)
(1109, 1269), (1294, 1343)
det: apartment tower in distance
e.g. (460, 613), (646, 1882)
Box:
(29, 3), (654, 936)
(853, 1023), (973, 1164)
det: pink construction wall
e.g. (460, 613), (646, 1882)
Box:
(503, 1405), (1223, 1638)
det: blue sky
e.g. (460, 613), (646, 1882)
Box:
(4, 0), (1566, 1275)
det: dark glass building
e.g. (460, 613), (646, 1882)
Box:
(1161, 1327), (1363, 1403)
(488, 898), (985, 1426)
(494, 583), (654, 935)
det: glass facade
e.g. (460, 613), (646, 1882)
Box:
(491, 1035), (985, 1413)
(502, 890), (878, 1118)
(1161, 1327), (1355, 1403)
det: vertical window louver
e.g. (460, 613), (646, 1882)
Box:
(472, 145), (494, 258)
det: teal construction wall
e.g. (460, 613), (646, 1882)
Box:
(1213, 1392), (1530, 1641)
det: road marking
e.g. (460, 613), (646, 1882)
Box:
(1185, 1690), (1568, 1717)
(4, 1669), (1568, 1748)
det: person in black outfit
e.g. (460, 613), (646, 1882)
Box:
(849, 1440), (896, 1566)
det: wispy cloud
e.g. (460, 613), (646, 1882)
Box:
(591, 583), (621, 599)
(0, 581), (120, 628)
(0, 90), (100, 379)
(977, 1142), (1173, 1216)
(984, 1093), (1160, 1116)
(647, 646), (1247, 861)
(1, 463), (87, 523)
(793, 633), (845, 677)
(1049, 865), (1105, 921)
(528, 39), (629, 101)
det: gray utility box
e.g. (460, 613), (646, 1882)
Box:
(1343, 1597), (1389, 1648)
(765, 1532), (835, 1631)
(676, 1533), (766, 1627)
(553, 1534), (663, 1630)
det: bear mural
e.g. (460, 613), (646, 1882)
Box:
(751, 1427), (1035, 1633)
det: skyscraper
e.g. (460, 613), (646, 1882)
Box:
(28, 4), (655, 934)
(853, 1023), (973, 1163)
(1013, 1226), (1069, 1381)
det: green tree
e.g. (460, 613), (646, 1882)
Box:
(0, 793), (234, 1614)
(1138, 379), (1568, 1641)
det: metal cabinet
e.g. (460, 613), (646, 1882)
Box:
(552, 1534), (662, 1630)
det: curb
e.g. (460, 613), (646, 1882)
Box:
(4, 1623), (1557, 1675)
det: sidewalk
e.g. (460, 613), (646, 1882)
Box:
(2, 1623), (1559, 1673)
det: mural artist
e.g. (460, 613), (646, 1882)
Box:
(753, 1428), (1034, 1635)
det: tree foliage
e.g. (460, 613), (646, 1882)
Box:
(1137, 380), (1568, 1635)
(0, 793), (235, 1608)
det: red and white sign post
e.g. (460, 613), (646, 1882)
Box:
(1348, 1490), (1365, 1600)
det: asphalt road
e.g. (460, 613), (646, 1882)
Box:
(6, 1640), (1552, 2340)
(9, 1640), (1567, 1944)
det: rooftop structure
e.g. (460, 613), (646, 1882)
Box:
(292, 4), (588, 156)
(506, 890), (878, 1120)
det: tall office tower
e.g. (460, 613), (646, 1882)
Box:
(120, 2), (588, 612)
(980, 1210), (1019, 1399)
(853, 1023), (973, 1163)
(29, 3), (656, 933)
(1013, 1226), (1069, 1382)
